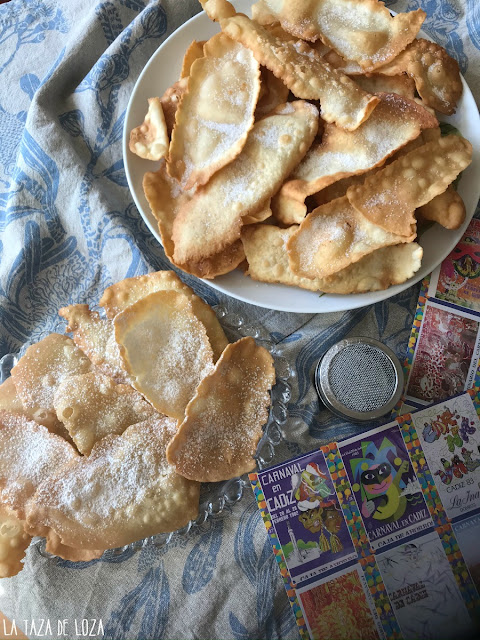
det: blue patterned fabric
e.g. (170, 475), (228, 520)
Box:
(0, 1), (479, 638)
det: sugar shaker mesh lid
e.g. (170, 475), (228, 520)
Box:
(328, 344), (397, 412)
(315, 337), (404, 422)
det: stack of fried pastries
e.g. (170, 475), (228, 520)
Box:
(0, 271), (275, 577)
(130, 0), (473, 295)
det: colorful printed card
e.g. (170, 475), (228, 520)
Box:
(453, 512), (480, 593)
(254, 450), (357, 587)
(251, 390), (480, 640)
(409, 393), (480, 520)
(428, 218), (480, 313)
(396, 218), (480, 415)
(338, 423), (431, 552)
(404, 299), (480, 408)
(296, 563), (386, 640)
(377, 529), (473, 640)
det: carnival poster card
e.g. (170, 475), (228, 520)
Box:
(376, 530), (474, 640)
(428, 218), (480, 313)
(409, 392), (480, 520)
(453, 512), (480, 593)
(404, 299), (480, 409)
(254, 450), (357, 587)
(338, 422), (432, 552)
(296, 563), (386, 640)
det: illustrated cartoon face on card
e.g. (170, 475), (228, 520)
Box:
(350, 438), (410, 524)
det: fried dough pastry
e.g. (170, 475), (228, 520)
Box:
(166, 337), (275, 482)
(25, 416), (200, 549)
(273, 93), (438, 224)
(0, 376), (74, 446)
(319, 243), (423, 294)
(143, 163), (246, 279)
(352, 73), (416, 99)
(242, 199), (272, 225)
(374, 38), (463, 115)
(59, 304), (128, 383)
(243, 224), (423, 293)
(44, 530), (104, 562)
(114, 290), (214, 421)
(168, 33), (260, 189)
(347, 134), (472, 237)
(0, 507), (31, 578)
(416, 185), (466, 230)
(255, 68), (289, 117)
(0, 377), (36, 420)
(129, 97), (169, 161)
(251, 0), (425, 72)
(242, 225), (324, 291)
(10, 334), (92, 432)
(160, 77), (188, 136)
(100, 270), (228, 361)
(171, 101), (319, 265)
(54, 372), (158, 455)
(287, 195), (416, 279)
(0, 412), (78, 520)
(219, 12), (379, 130)
(180, 39), (206, 78)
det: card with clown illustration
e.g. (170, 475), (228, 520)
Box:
(339, 423), (432, 551)
(255, 450), (357, 586)
(410, 392), (480, 520)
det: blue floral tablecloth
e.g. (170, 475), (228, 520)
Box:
(0, 1), (479, 638)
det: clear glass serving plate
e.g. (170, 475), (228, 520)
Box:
(0, 305), (292, 559)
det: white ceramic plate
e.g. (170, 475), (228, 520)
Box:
(123, 0), (480, 313)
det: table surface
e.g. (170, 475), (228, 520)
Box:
(0, 1), (479, 639)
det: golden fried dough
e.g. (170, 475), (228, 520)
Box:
(273, 93), (438, 224)
(347, 134), (472, 237)
(242, 225), (324, 291)
(0, 377), (35, 420)
(44, 530), (104, 562)
(375, 38), (463, 115)
(10, 334), (92, 432)
(0, 507), (31, 578)
(351, 73), (416, 99)
(180, 39), (206, 78)
(242, 199), (272, 225)
(417, 185), (466, 230)
(219, 12), (379, 130)
(287, 195), (416, 279)
(172, 101), (319, 264)
(252, 0), (425, 71)
(143, 163), (246, 279)
(168, 33), (260, 189)
(166, 337), (275, 482)
(255, 68), (289, 118)
(25, 416), (200, 549)
(54, 372), (158, 455)
(129, 97), (169, 161)
(319, 243), (423, 294)
(100, 270), (228, 361)
(0, 412), (78, 519)
(0, 376), (74, 445)
(114, 290), (214, 421)
(159, 77), (188, 136)
(59, 304), (128, 383)
(242, 224), (423, 293)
